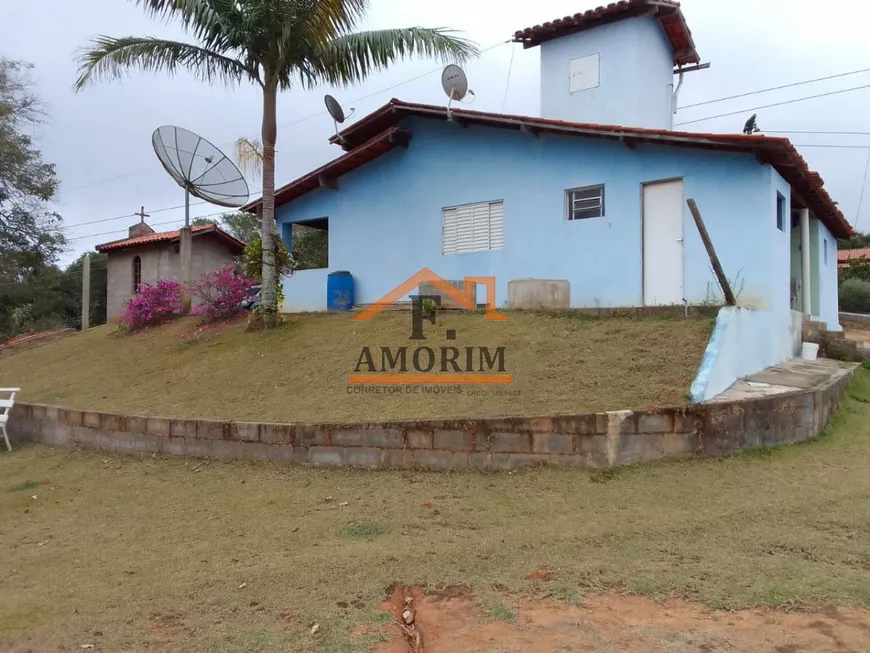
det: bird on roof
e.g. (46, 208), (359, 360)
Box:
(743, 114), (760, 135)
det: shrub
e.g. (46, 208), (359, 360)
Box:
(839, 278), (870, 314)
(189, 264), (257, 322)
(241, 236), (295, 280)
(120, 280), (183, 330)
(241, 236), (295, 307)
(840, 257), (870, 283)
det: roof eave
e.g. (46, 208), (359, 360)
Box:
(302, 101), (854, 240)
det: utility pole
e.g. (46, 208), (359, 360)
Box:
(81, 253), (91, 331)
(180, 191), (192, 312)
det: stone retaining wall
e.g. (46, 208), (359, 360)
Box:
(8, 368), (853, 470)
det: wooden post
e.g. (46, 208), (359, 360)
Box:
(686, 198), (736, 306)
(81, 253), (90, 331)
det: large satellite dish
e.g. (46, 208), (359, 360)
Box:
(152, 126), (250, 226)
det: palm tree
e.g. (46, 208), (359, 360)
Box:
(75, 0), (478, 327)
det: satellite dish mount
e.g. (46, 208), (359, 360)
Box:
(151, 126), (250, 227)
(324, 94), (355, 143)
(441, 64), (473, 122)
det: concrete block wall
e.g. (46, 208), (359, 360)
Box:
(8, 366), (853, 469)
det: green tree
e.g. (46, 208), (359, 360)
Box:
(838, 232), (870, 250)
(219, 212), (259, 244)
(292, 223), (328, 270)
(192, 212), (258, 244)
(58, 253), (109, 329)
(0, 58), (67, 339)
(74, 0), (477, 327)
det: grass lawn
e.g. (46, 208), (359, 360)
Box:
(0, 311), (712, 422)
(2, 371), (870, 652)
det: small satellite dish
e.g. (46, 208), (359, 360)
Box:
(441, 65), (474, 121)
(152, 126), (250, 227)
(743, 113), (760, 135)
(441, 64), (468, 101)
(325, 94), (345, 124)
(324, 94), (356, 143)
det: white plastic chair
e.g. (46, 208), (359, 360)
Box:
(0, 388), (20, 451)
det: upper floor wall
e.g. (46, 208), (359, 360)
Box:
(539, 16), (675, 129)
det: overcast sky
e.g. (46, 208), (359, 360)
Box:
(4, 0), (870, 265)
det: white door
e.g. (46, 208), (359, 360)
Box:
(643, 180), (684, 305)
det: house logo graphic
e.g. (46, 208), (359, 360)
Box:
(349, 268), (512, 386)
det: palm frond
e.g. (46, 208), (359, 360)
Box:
(305, 27), (479, 87)
(281, 0), (369, 41)
(235, 137), (263, 182)
(73, 36), (257, 90)
(134, 0), (244, 52)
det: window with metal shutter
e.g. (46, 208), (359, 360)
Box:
(441, 200), (504, 255)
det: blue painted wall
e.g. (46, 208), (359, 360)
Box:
(278, 118), (788, 313)
(817, 220), (841, 330)
(539, 16), (674, 129)
(768, 169), (794, 345)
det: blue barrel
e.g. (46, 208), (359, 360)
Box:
(327, 271), (354, 311)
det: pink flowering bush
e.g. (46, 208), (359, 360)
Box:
(120, 280), (183, 331)
(189, 264), (256, 323)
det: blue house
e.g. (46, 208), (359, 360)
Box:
(245, 0), (852, 365)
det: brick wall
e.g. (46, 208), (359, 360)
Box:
(8, 368), (854, 470)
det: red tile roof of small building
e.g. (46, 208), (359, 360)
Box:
(513, 0), (700, 66)
(315, 99), (853, 238)
(838, 248), (870, 263)
(95, 223), (246, 253)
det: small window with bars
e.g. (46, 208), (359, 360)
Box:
(132, 256), (142, 293)
(566, 185), (605, 221)
(442, 200), (504, 255)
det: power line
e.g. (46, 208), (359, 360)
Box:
(765, 130), (870, 136)
(792, 143), (870, 149)
(61, 200), (209, 232)
(678, 66), (870, 110)
(65, 210), (226, 243)
(59, 40), (512, 195)
(62, 167), (154, 195)
(675, 83), (870, 126)
(501, 42), (516, 112)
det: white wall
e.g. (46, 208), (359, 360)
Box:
(690, 306), (800, 402)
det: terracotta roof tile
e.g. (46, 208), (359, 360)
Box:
(95, 223), (246, 253)
(838, 248), (870, 262)
(513, 0), (699, 66)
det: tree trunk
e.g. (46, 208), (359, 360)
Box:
(259, 79), (279, 327)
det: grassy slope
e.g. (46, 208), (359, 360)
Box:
(0, 312), (713, 422)
(2, 371), (869, 653)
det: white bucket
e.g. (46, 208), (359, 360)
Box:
(801, 342), (819, 361)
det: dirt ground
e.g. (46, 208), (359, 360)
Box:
(3, 372), (870, 652)
(843, 321), (870, 344)
(375, 588), (870, 653)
